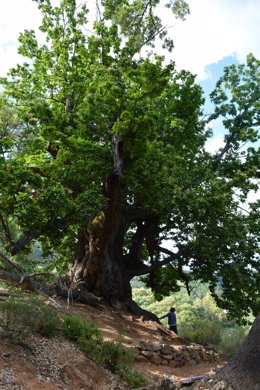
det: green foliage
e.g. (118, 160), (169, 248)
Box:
(141, 267), (181, 300)
(132, 287), (156, 307)
(62, 315), (102, 342)
(190, 319), (222, 345)
(62, 314), (147, 387)
(120, 367), (149, 388)
(132, 284), (251, 351)
(100, 339), (135, 371)
(0, 294), (60, 340)
(0, 0), (259, 322)
(83, 338), (147, 387)
(219, 326), (248, 356)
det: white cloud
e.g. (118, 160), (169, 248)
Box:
(0, 1), (259, 78)
(247, 189), (260, 204)
(162, 0), (260, 79)
(205, 135), (225, 154)
(0, 0), (41, 75)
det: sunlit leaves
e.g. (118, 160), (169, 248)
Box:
(210, 54), (260, 144)
(0, 1), (259, 321)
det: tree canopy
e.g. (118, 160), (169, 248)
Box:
(0, 0), (259, 321)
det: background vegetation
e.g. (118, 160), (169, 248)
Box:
(132, 280), (250, 356)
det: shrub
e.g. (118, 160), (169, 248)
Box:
(62, 315), (148, 387)
(62, 315), (103, 342)
(101, 340), (136, 371)
(0, 298), (31, 339)
(0, 294), (60, 340)
(120, 368), (148, 388)
(29, 297), (60, 337)
(219, 326), (248, 356)
(100, 341), (148, 388)
(178, 316), (222, 345)
(78, 336), (104, 361)
(191, 318), (222, 345)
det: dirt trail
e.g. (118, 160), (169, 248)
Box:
(0, 296), (228, 389)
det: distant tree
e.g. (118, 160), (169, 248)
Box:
(0, 0), (259, 324)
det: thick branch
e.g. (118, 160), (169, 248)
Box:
(213, 132), (236, 164)
(112, 134), (124, 179)
(27, 166), (49, 178)
(8, 233), (37, 255)
(47, 142), (59, 158)
(145, 216), (159, 260)
(127, 246), (181, 277)
(0, 269), (45, 291)
(0, 270), (22, 284)
(128, 222), (146, 260)
(0, 214), (13, 247)
(212, 107), (250, 165)
(127, 207), (152, 222)
(0, 251), (25, 274)
(127, 245), (191, 281)
(6, 214), (73, 257)
(23, 271), (58, 280)
(158, 245), (189, 262)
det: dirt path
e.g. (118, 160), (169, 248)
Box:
(0, 296), (228, 389)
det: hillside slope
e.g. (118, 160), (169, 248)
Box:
(0, 296), (227, 390)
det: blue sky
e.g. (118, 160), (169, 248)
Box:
(199, 56), (240, 152)
(0, 0), (259, 152)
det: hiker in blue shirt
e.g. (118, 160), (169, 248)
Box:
(159, 307), (178, 334)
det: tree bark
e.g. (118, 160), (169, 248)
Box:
(205, 314), (260, 390)
(68, 171), (133, 304)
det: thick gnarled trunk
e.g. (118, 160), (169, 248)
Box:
(68, 171), (132, 303)
(67, 135), (159, 321)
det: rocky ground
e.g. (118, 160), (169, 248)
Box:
(0, 295), (228, 390)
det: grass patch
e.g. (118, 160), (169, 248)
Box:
(0, 295), (148, 387)
(62, 315), (148, 388)
(63, 314), (102, 342)
(219, 326), (248, 356)
(0, 293), (60, 341)
(179, 318), (222, 346)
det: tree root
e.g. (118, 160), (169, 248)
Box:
(0, 271), (158, 322)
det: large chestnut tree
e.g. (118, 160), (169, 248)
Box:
(0, 0), (259, 322)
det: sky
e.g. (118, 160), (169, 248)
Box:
(0, 0), (259, 79)
(0, 0), (259, 152)
(167, 0), (260, 80)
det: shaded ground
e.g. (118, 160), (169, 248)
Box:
(0, 294), (228, 389)
(65, 300), (227, 382)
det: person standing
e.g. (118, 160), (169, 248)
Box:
(159, 307), (178, 334)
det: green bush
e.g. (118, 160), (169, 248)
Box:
(64, 318), (136, 372)
(120, 368), (148, 388)
(192, 318), (222, 345)
(62, 315), (103, 342)
(101, 340), (136, 371)
(219, 326), (248, 356)
(62, 315), (148, 387)
(78, 336), (104, 361)
(100, 341), (148, 388)
(179, 318), (222, 345)
(62, 315), (104, 365)
(30, 297), (60, 337)
(0, 295), (60, 340)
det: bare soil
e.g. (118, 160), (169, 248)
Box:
(0, 295), (228, 390)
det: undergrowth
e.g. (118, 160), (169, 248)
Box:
(0, 293), (148, 387)
(219, 326), (248, 356)
(62, 315), (148, 388)
(0, 293), (60, 341)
